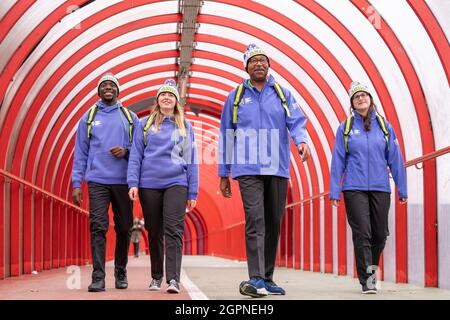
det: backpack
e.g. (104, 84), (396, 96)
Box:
(343, 113), (389, 153)
(86, 102), (134, 143)
(232, 82), (291, 124)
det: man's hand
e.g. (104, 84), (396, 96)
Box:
(110, 146), (127, 158)
(399, 198), (408, 204)
(129, 187), (138, 201)
(186, 200), (197, 212)
(72, 188), (82, 206)
(331, 199), (340, 207)
(297, 143), (310, 162)
(220, 177), (232, 198)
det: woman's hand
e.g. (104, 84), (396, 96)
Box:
(399, 198), (408, 204)
(129, 187), (138, 201)
(186, 200), (197, 212)
(331, 199), (340, 207)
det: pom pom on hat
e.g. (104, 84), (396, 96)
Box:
(349, 81), (371, 99)
(243, 43), (269, 70)
(157, 79), (180, 102)
(98, 73), (120, 95)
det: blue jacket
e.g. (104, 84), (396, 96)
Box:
(218, 75), (308, 179)
(330, 111), (407, 200)
(72, 101), (139, 188)
(127, 116), (199, 200)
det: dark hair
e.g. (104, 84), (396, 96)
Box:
(349, 94), (377, 131)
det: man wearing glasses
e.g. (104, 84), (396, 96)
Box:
(218, 44), (310, 297)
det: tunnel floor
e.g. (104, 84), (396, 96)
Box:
(0, 256), (449, 300)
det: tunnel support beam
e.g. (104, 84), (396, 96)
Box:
(177, 0), (203, 110)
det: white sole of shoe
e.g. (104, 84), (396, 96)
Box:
(149, 287), (161, 291)
(167, 286), (180, 294)
(362, 290), (377, 294)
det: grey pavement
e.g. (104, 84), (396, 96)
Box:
(181, 255), (450, 300)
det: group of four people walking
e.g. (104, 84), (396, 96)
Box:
(72, 44), (407, 297)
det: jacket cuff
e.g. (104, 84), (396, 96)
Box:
(73, 182), (81, 189)
(128, 182), (138, 189)
(188, 193), (197, 201)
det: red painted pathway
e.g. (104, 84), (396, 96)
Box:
(0, 255), (191, 300)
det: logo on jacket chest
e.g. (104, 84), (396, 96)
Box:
(91, 120), (102, 127)
(239, 97), (253, 105)
(349, 129), (360, 135)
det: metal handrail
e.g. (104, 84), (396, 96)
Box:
(0, 168), (88, 215)
(285, 145), (450, 209)
(405, 145), (450, 169)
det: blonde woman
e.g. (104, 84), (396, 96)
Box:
(127, 79), (198, 293)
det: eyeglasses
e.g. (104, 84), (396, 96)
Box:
(248, 57), (269, 66)
(352, 92), (369, 100)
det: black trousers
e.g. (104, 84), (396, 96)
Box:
(133, 242), (139, 257)
(237, 175), (288, 280)
(343, 190), (390, 286)
(88, 183), (133, 281)
(139, 186), (187, 283)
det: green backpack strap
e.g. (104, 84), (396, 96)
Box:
(232, 83), (245, 124)
(143, 113), (156, 146)
(343, 114), (389, 153)
(343, 115), (354, 153)
(273, 82), (291, 118)
(375, 114), (389, 151)
(232, 82), (291, 125)
(119, 106), (134, 144)
(87, 103), (134, 143)
(86, 105), (98, 139)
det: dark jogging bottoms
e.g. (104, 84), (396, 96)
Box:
(343, 190), (390, 286)
(139, 186), (187, 283)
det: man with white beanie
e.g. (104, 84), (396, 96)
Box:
(72, 73), (139, 292)
(218, 44), (310, 297)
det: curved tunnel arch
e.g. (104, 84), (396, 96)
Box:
(0, 0), (449, 289)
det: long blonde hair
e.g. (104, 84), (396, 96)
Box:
(146, 100), (186, 137)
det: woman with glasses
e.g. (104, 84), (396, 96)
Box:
(330, 81), (407, 294)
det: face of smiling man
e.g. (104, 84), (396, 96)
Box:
(98, 80), (118, 106)
(247, 54), (269, 82)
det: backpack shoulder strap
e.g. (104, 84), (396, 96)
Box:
(87, 105), (98, 139)
(343, 115), (354, 153)
(273, 82), (291, 118)
(375, 114), (389, 151)
(232, 83), (245, 124)
(119, 106), (134, 143)
(143, 113), (156, 146)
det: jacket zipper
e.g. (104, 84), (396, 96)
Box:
(367, 124), (370, 190)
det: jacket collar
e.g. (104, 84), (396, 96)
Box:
(96, 100), (120, 111)
(243, 74), (275, 90)
(353, 109), (377, 120)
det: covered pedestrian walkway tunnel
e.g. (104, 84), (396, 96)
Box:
(0, 0), (449, 297)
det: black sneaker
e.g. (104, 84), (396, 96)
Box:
(361, 283), (377, 294)
(115, 269), (128, 289)
(166, 279), (180, 294)
(88, 279), (105, 292)
(264, 280), (286, 295)
(149, 278), (163, 291)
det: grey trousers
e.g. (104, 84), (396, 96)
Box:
(87, 183), (133, 281)
(139, 186), (187, 283)
(237, 175), (288, 280)
(343, 190), (391, 286)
